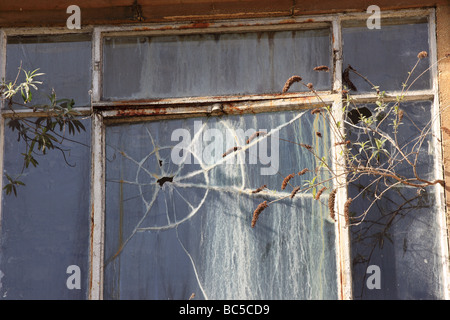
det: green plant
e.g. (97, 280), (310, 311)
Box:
(248, 51), (449, 229)
(0, 64), (87, 196)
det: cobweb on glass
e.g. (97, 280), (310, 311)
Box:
(103, 109), (337, 300)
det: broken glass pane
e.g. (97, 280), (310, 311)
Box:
(102, 28), (332, 100)
(346, 100), (445, 299)
(5, 34), (92, 109)
(0, 118), (91, 299)
(342, 19), (431, 93)
(104, 109), (337, 299)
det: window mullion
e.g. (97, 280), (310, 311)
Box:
(0, 29), (5, 110)
(88, 27), (106, 300)
(429, 8), (450, 300)
(332, 16), (342, 93)
(89, 112), (106, 300)
(331, 16), (353, 300)
(92, 28), (102, 104)
(0, 29), (6, 241)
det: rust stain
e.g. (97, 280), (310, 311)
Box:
(223, 102), (259, 114)
(179, 21), (211, 29)
(223, 103), (245, 114)
(132, 25), (173, 31)
(132, 26), (151, 31)
(278, 19), (297, 24)
(109, 98), (165, 106)
(114, 107), (167, 117)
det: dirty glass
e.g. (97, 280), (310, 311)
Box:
(102, 28), (332, 100)
(5, 34), (92, 109)
(104, 109), (337, 299)
(0, 118), (91, 299)
(342, 19), (430, 93)
(346, 100), (445, 299)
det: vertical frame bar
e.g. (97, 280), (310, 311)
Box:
(0, 29), (6, 109)
(332, 17), (343, 93)
(428, 8), (450, 299)
(0, 29), (6, 238)
(92, 28), (102, 103)
(89, 27), (105, 300)
(89, 112), (105, 300)
(331, 16), (353, 300)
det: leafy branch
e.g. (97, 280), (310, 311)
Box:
(245, 51), (449, 230)
(0, 64), (87, 196)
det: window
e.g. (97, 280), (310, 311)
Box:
(104, 110), (336, 299)
(0, 8), (448, 300)
(102, 29), (332, 100)
(5, 34), (91, 108)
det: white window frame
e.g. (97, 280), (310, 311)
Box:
(0, 7), (447, 300)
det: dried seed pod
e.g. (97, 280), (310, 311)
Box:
(313, 65), (330, 72)
(344, 198), (353, 227)
(246, 131), (267, 144)
(222, 146), (241, 158)
(252, 184), (267, 194)
(298, 168), (309, 176)
(251, 201), (268, 228)
(281, 173), (295, 190)
(300, 143), (312, 150)
(314, 186), (327, 200)
(328, 189), (337, 221)
(417, 51), (428, 59)
(398, 109), (404, 122)
(306, 83), (314, 90)
(290, 186), (301, 199)
(282, 75), (302, 93)
(334, 140), (351, 146)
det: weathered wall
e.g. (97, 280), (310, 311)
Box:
(0, 0), (448, 27)
(436, 3), (450, 234)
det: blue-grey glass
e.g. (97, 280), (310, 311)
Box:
(342, 22), (430, 92)
(0, 118), (91, 299)
(102, 29), (332, 100)
(347, 101), (445, 299)
(104, 110), (337, 299)
(5, 35), (91, 109)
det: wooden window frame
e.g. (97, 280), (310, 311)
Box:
(0, 7), (447, 300)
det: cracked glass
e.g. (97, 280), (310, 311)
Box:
(104, 109), (338, 299)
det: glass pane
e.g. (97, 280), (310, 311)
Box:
(0, 118), (91, 299)
(342, 20), (430, 93)
(346, 101), (445, 299)
(104, 109), (337, 299)
(5, 34), (91, 109)
(103, 28), (332, 100)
